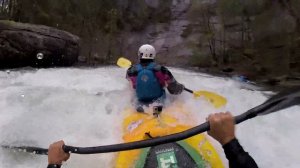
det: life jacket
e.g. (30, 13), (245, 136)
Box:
(136, 63), (164, 102)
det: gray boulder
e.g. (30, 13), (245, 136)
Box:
(0, 20), (80, 68)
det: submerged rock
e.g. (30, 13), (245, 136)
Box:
(0, 20), (80, 68)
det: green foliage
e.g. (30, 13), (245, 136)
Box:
(0, 0), (174, 36)
(6, 0), (122, 33)
(120, 0), (172, 31)
(0, 0), (14, 19)
(153, 0), (172, 23)
(251, 3), (296, 45)
(242, 0), (270, 16)
(225, 49), (244, 64)
(290, 0), (300, 18)
(217, 0), (243, 17)
(0, 0), (175, 64)
(243, 48), (256, 57)
(190, 50), (212, 67)
(188, 0), (212, 22)
(4, 0), (173, 33)
(123, 0), (150, 31)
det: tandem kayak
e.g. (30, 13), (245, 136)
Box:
(115, 103), (224, 168)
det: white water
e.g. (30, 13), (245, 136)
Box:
(0, 67), (299, 168)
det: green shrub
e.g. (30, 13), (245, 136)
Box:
(190, 50), (212, 67)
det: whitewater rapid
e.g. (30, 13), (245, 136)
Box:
(0, 67), (299, 168)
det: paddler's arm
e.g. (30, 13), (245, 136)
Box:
(207, 112), (258, 168)
(223, 139), (258, 168)
(159, 66), (184, 95)
(47, 141), (70, 168)
(126, 66), (138, 89)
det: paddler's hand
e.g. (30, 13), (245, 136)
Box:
(207, 112), (235, 145)
(48, 140), (70, 165)
(167, 81), (184, 95)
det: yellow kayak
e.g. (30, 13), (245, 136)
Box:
(115, 104), (224, 168)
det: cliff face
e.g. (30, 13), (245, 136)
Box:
(115, 0), (300, 80)
(118, 0), (192, 65)
(109, 0), (300, 76)
(1, 0), (300, 82)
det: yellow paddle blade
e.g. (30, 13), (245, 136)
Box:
(117, 57), (132, 68)
(194, 91), (227, 108)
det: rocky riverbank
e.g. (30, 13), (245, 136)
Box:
(188, 66), (300, 92)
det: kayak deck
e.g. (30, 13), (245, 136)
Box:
(115, 104), (224, 168)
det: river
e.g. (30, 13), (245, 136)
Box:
(0, 67), (299, 168)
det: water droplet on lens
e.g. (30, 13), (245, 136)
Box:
(37, 53), (44, 60)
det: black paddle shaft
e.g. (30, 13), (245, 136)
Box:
(184, 88), (193, 94)
(60, 105), (275, 154)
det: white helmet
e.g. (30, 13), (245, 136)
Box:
(138, 44), (156, 59)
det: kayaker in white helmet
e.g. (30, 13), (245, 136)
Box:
(126, 44), (185, 113)
(46, 112), (258, 168)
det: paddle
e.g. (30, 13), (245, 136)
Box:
(117, 57), (227, 108)
(2, 145), (48, 155)
(184, 88), (226, 108)
(3, 86), (300, 155)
